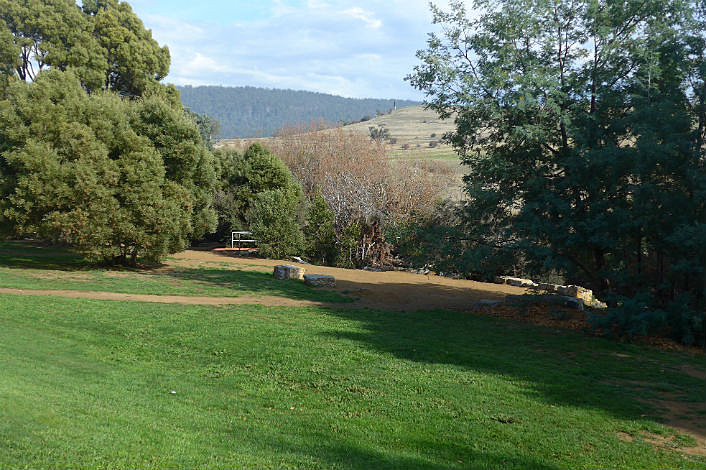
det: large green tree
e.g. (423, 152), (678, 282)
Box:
(408, 0), (706, 343)
(0, 71), (216, 264)
(0, 0), (169, 95)
(0, 0), (216, 264)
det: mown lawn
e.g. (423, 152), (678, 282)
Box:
(0, 241), (349, 303)
(1, 293), (704, 469)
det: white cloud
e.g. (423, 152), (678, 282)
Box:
(134, 1), (470, 100)
(341, 7), (382, 29)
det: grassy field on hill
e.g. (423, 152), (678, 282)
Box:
(1, 242), (704, 469)
(342, 106), (457, 160)
(217, 105), (459, 162)
(216, 105), (466, 196)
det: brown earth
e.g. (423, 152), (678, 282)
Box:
(174, 249), (528, 311)
(0, 287), (325, 307)
(0, 248), (528, 311)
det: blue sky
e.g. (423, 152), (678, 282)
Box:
(128, 0), (451, 100)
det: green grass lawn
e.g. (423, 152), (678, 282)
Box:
(0, 241), (349, 303)
(1, 293), (704, 469)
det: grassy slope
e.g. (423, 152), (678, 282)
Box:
(216, 106), (466, 199)
(341, 106), (458, 160)
(1, 294), (704, 469)
(0, 242), (704, 468)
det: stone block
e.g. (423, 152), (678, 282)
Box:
(304, 274), (336, 287)
(273, 264), (305, 280)
(504, 277), (538, 288)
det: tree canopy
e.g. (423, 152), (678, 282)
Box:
(0, 71), (217, 263)
(408, 0), (706, 344)
(0, 1), (216, 264)
(0, 0), (170, 95)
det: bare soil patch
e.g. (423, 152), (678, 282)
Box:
(0, 287), (322, 308)
(637, 397), (706, 455)
(617, 430), (705, 457)
(33, 272), (91, 281)
(176, 249), (528, 311)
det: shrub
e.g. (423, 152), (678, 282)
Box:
(272, 124), (453, 266)
(304, 192), (337, 265)
(213, 143), (301, 241)
(0, 71), (217, 264)
(246, 188), (303, 259)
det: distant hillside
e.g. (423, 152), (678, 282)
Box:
(177, 85), (420, 138)
(341, 105), (457, 160)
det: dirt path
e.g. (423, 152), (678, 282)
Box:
(1, 249), (528, 311)
(0, 288), (327, 307)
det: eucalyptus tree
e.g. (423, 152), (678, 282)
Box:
(0, 0), (169, 95)
(0, 1), (217, 264)
(408, 0), (706, 343)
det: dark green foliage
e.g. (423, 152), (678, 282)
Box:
(304, 191), (337, 265)
(335, 222), (363, 269)
(408, 0), (706, 344)
(0, 0), (169, 96)
(0, 71), (216, 263)
(589, 293), (706, 346)
(83, 0), (170, 97)
(214, 143), (305, 257)
(177, 85), (419, 138)
(368, 124), (390, 142)
(184, 108), (220, 151)
(246, 189), (303, 259)
(128, 94), (218, 241)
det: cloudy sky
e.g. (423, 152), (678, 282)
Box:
(129, 1), (450, 100)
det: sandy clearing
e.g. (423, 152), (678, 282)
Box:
(175, 249), (528, 312)
(1, 248), (528, 311)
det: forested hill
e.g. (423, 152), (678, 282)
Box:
(177, 85), (420, 138)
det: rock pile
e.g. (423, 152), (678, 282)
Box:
(494, 276), (607, 309)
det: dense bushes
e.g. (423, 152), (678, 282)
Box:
(0, 71), (217, 264)
(213, 143), (305, 258)
(269, 123), (453, 267)
(0, 0), (218, 264)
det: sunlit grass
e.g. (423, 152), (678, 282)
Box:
(0, 293), (704, 469)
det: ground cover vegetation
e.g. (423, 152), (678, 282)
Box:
(1, 289), (704, 469)
(0, 0), (217, 264)
(404, 0), (706, 346)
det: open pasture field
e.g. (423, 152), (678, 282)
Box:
(0, 242), (704, 469)
(217, 106), (461, 162)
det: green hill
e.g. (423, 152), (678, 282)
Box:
(177, 85), (420, 138)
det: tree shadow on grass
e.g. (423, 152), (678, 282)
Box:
(0, 241), (89, 271)
(249, 435), (561, 470)
(317, 306), (706, 430)
(162, 267), (352, 303)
